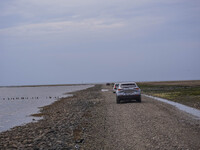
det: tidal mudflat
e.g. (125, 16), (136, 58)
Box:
(0, 85), (93, 132)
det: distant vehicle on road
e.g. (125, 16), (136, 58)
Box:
(113, 83), (119, 93)
(116, 82), (141, 103)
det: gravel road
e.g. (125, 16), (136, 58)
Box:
(102, 85), (200, 150)
(0, 84), (199, 149)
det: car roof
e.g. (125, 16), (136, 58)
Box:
(119, 82), (136, 85)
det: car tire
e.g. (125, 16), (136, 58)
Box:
(116, 97), (120, 104)
(137, 96), (141, 103)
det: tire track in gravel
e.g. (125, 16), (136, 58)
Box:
(102, 85), (200, 150)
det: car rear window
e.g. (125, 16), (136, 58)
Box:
(114, 84), (119, 89)
(121, 84), (136, 88)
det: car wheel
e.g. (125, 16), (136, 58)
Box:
(137, 96), (141, 103)
(116, 97), (120, 104)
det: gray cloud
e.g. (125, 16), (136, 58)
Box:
(0, 0), (200, 85)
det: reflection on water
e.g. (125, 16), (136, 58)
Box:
(0, 85), (93, 132)
(144, 94), (200, 120)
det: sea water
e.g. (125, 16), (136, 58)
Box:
(0, 85), (94, 132)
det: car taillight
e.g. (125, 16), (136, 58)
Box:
(118, 89), (122, 91)
(135, 88), (140, 91)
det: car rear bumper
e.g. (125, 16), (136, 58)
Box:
(117, 94), (141, 100)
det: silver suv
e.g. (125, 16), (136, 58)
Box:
(116, 82), (141, 103)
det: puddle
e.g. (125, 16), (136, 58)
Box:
(144, 94), (200, 120)
(101, 89), (109, 92)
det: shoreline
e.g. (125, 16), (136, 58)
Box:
(0, 85), (104, 149)
(0, 85), (94, 133)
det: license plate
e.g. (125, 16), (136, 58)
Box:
(125, 90), (133, 93)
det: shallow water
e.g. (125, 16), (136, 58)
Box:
(0, 85), (93, 132)
(144, 94), (200, 120)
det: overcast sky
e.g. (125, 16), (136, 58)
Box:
(0, 0), (200, 86)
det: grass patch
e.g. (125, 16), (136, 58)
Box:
(137, 81), (200, 110)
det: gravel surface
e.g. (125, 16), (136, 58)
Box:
(0, 84), (200, 150)
(103, 85), (200, 150)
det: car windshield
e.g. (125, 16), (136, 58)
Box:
(121, 84), (136, 88)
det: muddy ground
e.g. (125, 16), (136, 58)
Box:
(0, 84), (200, 149)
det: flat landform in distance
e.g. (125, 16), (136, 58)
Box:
(137, 80), (200, 110)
